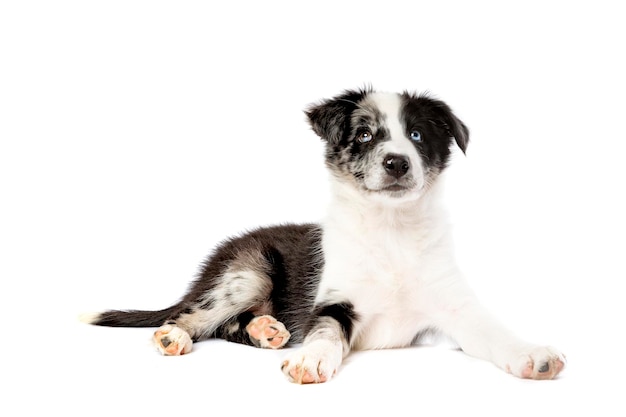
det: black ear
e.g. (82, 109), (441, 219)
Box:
(433, 102), (470, 154)
(448, 113), (469, 154)
(305, 88), (371, 144)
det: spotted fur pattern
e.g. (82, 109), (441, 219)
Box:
(84, 87), (565, 383)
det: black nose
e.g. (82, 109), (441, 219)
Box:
(383, 154), (410, 178)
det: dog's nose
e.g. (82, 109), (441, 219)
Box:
(383, 154), (410, 178)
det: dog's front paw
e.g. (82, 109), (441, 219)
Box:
(153, 325), (193, 355)
(281, 340), (342, 384)
(506, 346), (566, 380)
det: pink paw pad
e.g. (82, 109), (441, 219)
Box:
(521, 357), (565, 380)
(282, 360), (332, 384)
(246, 315), (290, 349)
(153, 325), (192, 356)
(507, 347), (566, 380)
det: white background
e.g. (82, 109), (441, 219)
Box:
(1, 1), (625, 415)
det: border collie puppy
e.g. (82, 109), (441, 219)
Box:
(83, 88), (565, 383)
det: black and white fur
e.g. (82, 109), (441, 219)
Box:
(83, 88), (565, 383)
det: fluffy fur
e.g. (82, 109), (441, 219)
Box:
(83, 87), (565, 383)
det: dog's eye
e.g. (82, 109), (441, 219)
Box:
(409, 131), (422, 142)
(357, 131), (373, 143)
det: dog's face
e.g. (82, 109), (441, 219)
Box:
(306, 88), (469, 203)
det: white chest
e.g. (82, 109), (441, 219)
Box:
(318, 212), (452, 349)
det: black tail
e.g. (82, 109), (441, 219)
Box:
(83, 304), (181, 328)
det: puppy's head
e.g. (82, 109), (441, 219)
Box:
(306, 87), (469, 203)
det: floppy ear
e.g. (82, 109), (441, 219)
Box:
(449, 113), (469, 154)
(433, 103), (470, 154)
(305, 88), (370, 144)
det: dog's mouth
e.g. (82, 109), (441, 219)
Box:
(366, 181), (415, 195)
(359, 172), (421, 198)
(381, 184), (408, 192)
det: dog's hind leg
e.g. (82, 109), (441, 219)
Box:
(153, 250), (288, 355)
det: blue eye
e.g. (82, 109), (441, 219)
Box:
(410, 131), (422, 142)
(358, 131), (373, 143)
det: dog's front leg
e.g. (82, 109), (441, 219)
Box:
(436, 291), (566, 380)
(281, 304), (355, 384)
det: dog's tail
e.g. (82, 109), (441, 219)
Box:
(79, 304), (181, 327)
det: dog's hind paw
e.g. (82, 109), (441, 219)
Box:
(153, 324), (193, 355)
(246, 315), (290, 349)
